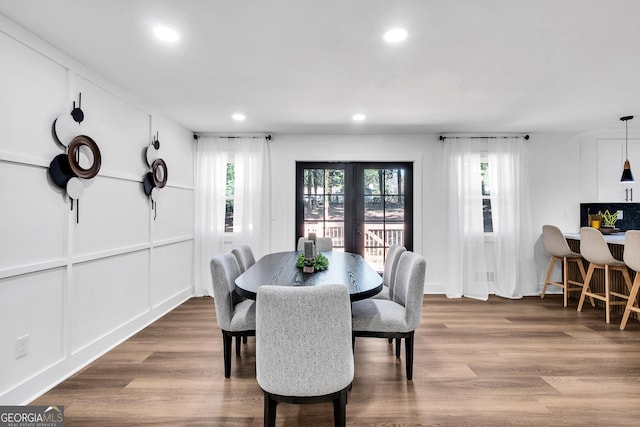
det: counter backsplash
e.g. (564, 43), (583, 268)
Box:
(580, 203), (640, 231)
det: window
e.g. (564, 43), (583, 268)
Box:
(481, 161), (493, 233)
(225, 162), (235, 232)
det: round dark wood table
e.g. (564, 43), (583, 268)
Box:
(234, 251), (383, 301)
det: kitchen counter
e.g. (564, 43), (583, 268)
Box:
(564, 231), (626, 245)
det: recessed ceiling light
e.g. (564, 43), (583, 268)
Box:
(232, 113), (246, 121)
(153, 25), (180, 42)
(352, 113), (366, 122)
(383, 28), (408, 43)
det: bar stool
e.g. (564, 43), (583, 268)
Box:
(540, 225), (590, 307)
(620, 230), (640, 330)
(577, 227), (634, 324)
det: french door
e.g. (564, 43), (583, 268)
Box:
(295, 162), (413, 271)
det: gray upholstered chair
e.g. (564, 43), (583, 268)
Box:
(297, 236), (333, 251)
(351, 251), (426, 380)
(231, 244), (256, 273)
(578, 227), (633, 324)
(373, 245), (407, 301)
(210, 253), (256, 378)
(256, 285), (353, 427)
(621, 230), (640, 330)
(316, 237), (333, 251)
(540, 225), (591, 307)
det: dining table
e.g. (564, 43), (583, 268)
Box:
(234, 250), (383, 301)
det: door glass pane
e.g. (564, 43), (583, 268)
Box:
(363, 168), (406, 271)
(302, 168), (345, 250)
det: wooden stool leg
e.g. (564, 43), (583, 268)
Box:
(563, 257), (569, 307)
(578, 264), (595, 312)
(621, 275), (640, 330)
(605, 265), (611, 324)
(576, 259), (595, 307)
(541, 256), (556, 299)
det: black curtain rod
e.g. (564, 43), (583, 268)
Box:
(440, 135), (529, 141)
(193, 134), (271, 140)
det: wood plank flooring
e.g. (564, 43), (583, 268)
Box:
(32, 295), (640, 426)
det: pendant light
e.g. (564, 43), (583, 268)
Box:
(620, 115), (635, 183)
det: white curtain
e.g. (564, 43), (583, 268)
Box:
(445, 136), (536, 300)
(194, 136), (271, 296)
(488, 137), (537, 298)
(444, 137), (489, 300)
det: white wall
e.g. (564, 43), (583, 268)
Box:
(0, 18), (195, 404)
(527, 133), (583, 288)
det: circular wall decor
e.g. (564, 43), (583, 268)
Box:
(68, 135), (101, 179)
(151, 158), (167, 188)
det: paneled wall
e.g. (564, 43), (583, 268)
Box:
(0, 20), (195, 404)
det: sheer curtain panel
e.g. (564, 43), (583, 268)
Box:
(194, 136), (271, 296)
(444, 138), (489, 300)
(488, 137), (537, 298)
(444, 136), (536, 300)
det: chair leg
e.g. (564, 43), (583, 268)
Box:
(562, 257), (569, 307)
(405, 332), (414, 380)
(395, 338), (401, 358)
(222, 331), (232, 378)
(541, 256), (556, 299)
(605, 265), (611, 324)
(235, 335), (241, 357)
(332, 389), (348, 427)
(264, 392), (277, 427)
(621, 275), (640, 330)
(243, 336), (248, 344)
(578, 264), (595, 312)
(575, 258), (595, 307)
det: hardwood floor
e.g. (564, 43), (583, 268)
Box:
(32, 295), (640, 426)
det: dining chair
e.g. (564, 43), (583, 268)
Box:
(577, 227), (634, 324)
(256, 285), (353, 427)
(540, 225), (591, 307)
(297, 236), (333, 251)
(210, 253), (256, 378)
(316, 237), (333, 251)
(351, 251), (426, 380)
(231, 244), (256, 273)
(373, 245), (407, 301)
(620, 230), (640, 330)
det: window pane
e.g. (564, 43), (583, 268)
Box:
(384, 169), (404, 195)
(481, 162), (490, 197)
(483, 198), (493, 232)
(225, 163), (235, 232)
(327, 195), (344, 221)
(364, 195), (382, 221)
(304, 195), (323, 220)
(385, 195), (404, 221)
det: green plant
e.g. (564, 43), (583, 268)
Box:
(600, 210), (619, 227)
(296, 252), (329, 271)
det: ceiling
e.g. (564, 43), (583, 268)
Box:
(1, 0), (639, 135)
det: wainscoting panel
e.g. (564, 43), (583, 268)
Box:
(71, 176), (150, 257)
(150, 241), (194, 307)
(0, 162), (67, 271)
(69, 251), (150, 354)
(0, 268), (65, 396)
